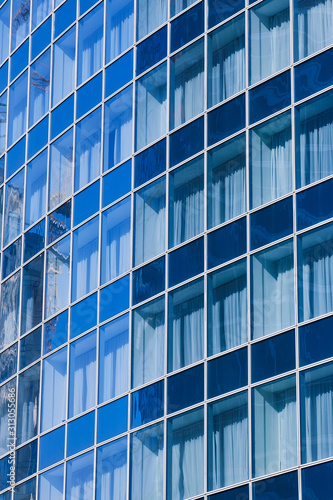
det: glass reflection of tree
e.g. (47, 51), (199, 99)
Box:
(11, 1), (30, 35)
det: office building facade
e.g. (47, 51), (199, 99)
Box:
(0, 0), (333, 498)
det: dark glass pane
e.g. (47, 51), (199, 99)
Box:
(28, 116), (48, 160)
(169, 117), (204, 168)
(252, 330), (295, 383)
(168, 237), (204, 288)
(0, 61), (8, 94)
(131, 380), (164, 428)
(167, 364), (204, 413)
(2, 237), (21, 279)
(0, 456), (10, 491)
(39, 426), (65, 469)
(208, 347), (247, 398)
(299, 315), (333, 367)
(209, 485), (249, 500)
(208, 217), (246, 269)
(44, 310), (68, 353)
(54, 0), (76, 39)
(74, 180), (99, 226)
(249, 71), (291, 124)
(31, 17), (51, 61)
(100, 275), (130, 323)
(20, 327), (41, 369)
(302, 461), (333, 500)
(208, 0), (245, 28)
(7, 135), (25, 178)
(295, 48), (333, 102)
(24, 220), (45, 262)
(13, 477), (36, 499)
(208, 94), (245, 146)
(250, 197), (293, 250)
(134, 139), (166, 188)
(105, 50), (133, 98)
(171, 2), (204, 53)
(76, 72), (103, 119)
(297, 179), (333, 231)
(10, 39), (29, 82)
(67, 412), (95, 456)
(70, 293), (97, 339)
(97, 396), (128, 442)
(51, 95), (74, 140)
(16, 440), (37, 482)
(253, 471), (298, 500)
(48, 200), (71, 244)
(103, 160), (131, 207)
(136, 26), (167, 76)
(132, 257), (165, 306)
(0, 343), (17, 384)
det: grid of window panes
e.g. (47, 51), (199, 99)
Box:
(1, 0), (333, 498)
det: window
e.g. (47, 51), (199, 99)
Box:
(75, 107), (101, 191)
(49, 129), (73, 210)
(41, 347), (67, 432)
(106, 0), (134, 62)
(137, 0), (167, 40)
(52, 26), (76, 107)
(45, 235), (70, 318)
(295, 0), (333, 60)
(78, 4), (103, 85)
(25, 149), (47, 228)
(8, 70), (28, 146)
(29, 49), (50, 127)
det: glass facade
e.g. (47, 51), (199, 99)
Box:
(0, 0), (333, 498)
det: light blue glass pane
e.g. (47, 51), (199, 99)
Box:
(67, 411), (94, 456)
(208, 392), (248, 489)
(28, 116), (48, 160)
(48, 200), (71, 244)
(11, 0), (30, 50)
(31, 17), (51, 60)
(16, 439), (37, 481)
(251, 240), (294, 339)
(49, 128), (73, 210)
(171, 0), (196, 16)
(0, 379), (15, 456)
(208, 259), (247, 356)
(78, 3), (103, 85)
(32, 0), (51, 29)
(21, 253), (44, 334)
(39, 464), (64, 500)
(25, 149), (47, 228)
(137, 26), (167, 76)
(45, 235), (70, 318)
(101, 196), (131, 284)
(75, 107), (101, 191)
(74, 180), (99, 226)
(132, 296), (165, 388)
(96, 438), (127, 500)
(135, 62), (167, 151)
(0, 61), (8, 95)
(0, 343), (17, 384)
(170, 39), (204, 130)
(54, 0), (76, 39)
(7, 135), (25, 179)
(134, 176), (165, 266)
(252, 375), (297, 477)
(104, 85), (133, 171)
(0, 271), (20, 350)
(167, 364), (204, 412)
(105, 50), (133, 98)
(249, 0), (290, 85)
(130, 422), (164, 500)
(99, 274), (130, 323)
(131, 380), (164, 428)
(66, 451), (94, 500)
(167, 408), (204, 500)
(296, 90), (333, 188)
(102, 160), (131, 207)
(41, 346), (67, 431)
(70, 292), (97, 339)
(106, 0), (133, 62)
(10, 39), (29, 82)
(168, 278), (204, 371)
(8, 70), (28, 146)
(17, 363), (40, 445)
(39, 426), (65, 469)
(99, 314), (129, 403)
(137, 0), (167, 40)
(0, 91), (7, 155)
(69, 330), (96, 418)
(76, 72), (102, 119)
(97, 396), (127, 442)
(20, 326), (41, 369)
(169, 155), (204, 248)
(208, 14), (245, 107)
(250, 111), (292, 208)
(298, 223), (333, 322)
(0, 1), (10, 65)
(44, 310), (68, 354)
(4, 167), (24, 247)
(51, 94), (74, 140)
(132, 257), (165, 306)
(72, 216), (99, 301)
(29, 49), (50, 127)
(52, 26), (76, 106)
(171, 2), (204, 53)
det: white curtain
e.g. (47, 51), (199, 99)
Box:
(0, 3), (9, 64)
(304, 374), (333, 462)
(72, 338), (96, 417)
(75, 230), (98, 300)
(99, 457), (127, 500)
(104, 217), (130, 281)
(100, 332), (128, 401)
(297, 0), (333, 59)
(138, 0), (167, 39)
(52, 32), (75, 106)
(33, 0), (51, 28)
(173, 177), (203, 246)
(173, 64), (204, 128)
(299, 109), (333, 187)
(41, 350), (67, 432)
(76, 137), (100, 189)
(81, 26), (103, 83)
(109, 1), (134, 60)
(211, 36), (245, 103)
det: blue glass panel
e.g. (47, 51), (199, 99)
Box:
(44, 310), (68, 353)
(14, 478), (37, 499)
(52, 26), (76, 106)
(100, 275), (130, 323)
(29, 49), (50, 127)
(0, 61), (8, 94)
(0, 271), (20, 351)
(171, 2), (204, 53)
(168, 237), (204, 287)
(167, 364), (204, 413)
(302, 461), (333, 500)
(39, 426), (65, 469)
(137, 0), (167, 40)
(250, 71), (291, 124)
(48, 200), (71, 244)
(25, 149), (47, 228)
(96, 438), (127, 500)
(0, 491), (11, 500)
(16, 440), (37, 481)
(6, 136), (25, 178)
(208, 485), (249, 500)
(75, 107), (101, 191)
(208, 347), (247, 398)
(74, 180), (100, 226)
(253, 471), (298, 500)
(208, 94), (245, 146)
(8, 72), (28, 148)
(97, 396), (128, 442)
(171, 0), (196, 16)
(106, 0), (134, 62)
(131, 381), (164, 428)
(80, 0), (98, 15)
(208, 217), (246, 269)
(49, 128), (73, 210)
(137, 26), (167, 76)
(20, 327), (41, 369)
(169, 117), (204, 167)
(28, 117), (48, 160)
(0, 455), (10, 491)
(0, 343), (17, 384)
(297, 179), (333, 231)
(299, 315), (333, 367)
(252, 330), (295, 383)
(10, 40), (29, 82)
(31, 17), (51, 61)
(76, 72), (103, 119)
(39, 465), (64, 500)
(135, 139), (166, 188)
(102, 160), (131, 207)
(78, 4), (103, 85)
(295, 48), (333, 102)
(132, 257), (165, 306)
(251, 197), (293, 250)
(0, 156), (4, 183)
(0, 2), (10, 66)
(208, 0), (245, 28)
(0, 92), (7, 156)
(51, 94), (74, 140)
(70, 293), (97, 339)
(105, 50), (133, 98)
(67, 412), (95, 456)
(32, 0), (52, 29)
(2, 237), (21, 279)
(21, 254), (44, 335)
(54, 0), (76, 39)
(4, 167), (25, 247)
(66, 451), (94, 499)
